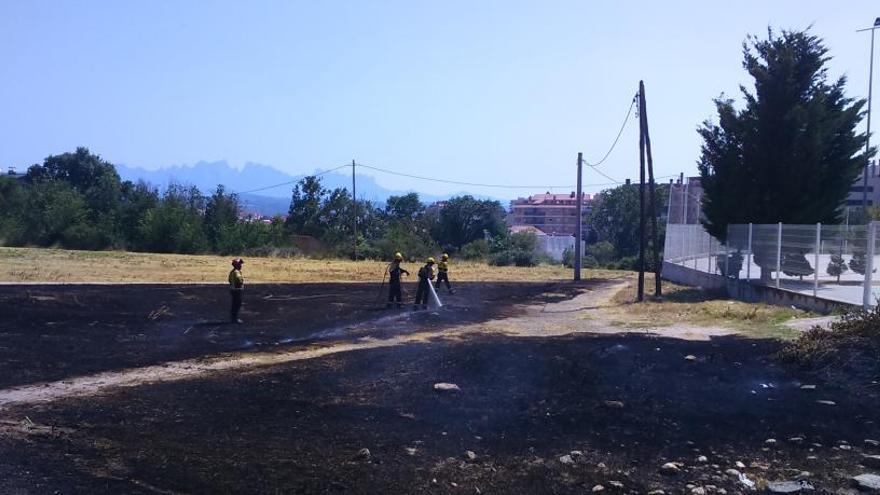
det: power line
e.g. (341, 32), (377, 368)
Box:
(589, 166), (623, 184)
(233, 158), (676, 200)
(584, 94), (638, 168)
(356, 162), (581, 190)
(234, 164), (349, 195)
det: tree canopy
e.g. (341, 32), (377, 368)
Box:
(588, 183), (668, 258)
(698, 29), (871, 242)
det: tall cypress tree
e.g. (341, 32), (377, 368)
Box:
(698, 29), (872, 280)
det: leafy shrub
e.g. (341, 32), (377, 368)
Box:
(561, 247), (574, 268)
(370, 223), (438, 261)
(586, 241), (616, 265)
(460, 239), (490, 261)
(488, 232), (539, 267)
(781, 305), (880, 380)
(562, 248), (598, 269)
(489, 248), (537, 267)
(582, 254), (599, 268)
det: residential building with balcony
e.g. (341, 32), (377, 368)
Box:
(508, 191), (592, 238)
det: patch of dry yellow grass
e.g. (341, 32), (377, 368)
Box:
(0, 247), (624, 284)
(607, 278), (808, 339)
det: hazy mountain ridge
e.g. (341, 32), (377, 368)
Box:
(116, 161), (501, 216)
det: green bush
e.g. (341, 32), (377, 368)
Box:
(489, 248), (537, 267)
(586, 241), (616, 265)
(582, 254), (599, 268)
(561, 247), (574, 268)
(610, 256), (639, 271)
(488, 231), (539, 267)
(369, 223), (438, 261)
(461, 239), (490, 261)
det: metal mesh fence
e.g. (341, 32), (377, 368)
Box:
(664, 221), (880, 307)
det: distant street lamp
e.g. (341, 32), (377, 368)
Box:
(858, 17), (880, 214)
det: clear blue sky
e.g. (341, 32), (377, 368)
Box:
(1, 1), (877, 195)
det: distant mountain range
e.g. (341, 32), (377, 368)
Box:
(116, 161), (500, 216)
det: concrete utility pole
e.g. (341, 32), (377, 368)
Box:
(639, 81), (661, 297)
(352, 159), (357, 260)
(574, 152), (583, 281)
(858, 18), (880, 214)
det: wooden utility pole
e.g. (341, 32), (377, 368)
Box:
(352, 159), (357, 260)
(574, 152), (583, 281)
(640, 81), (661, 297)
(637, 91), (647, 302)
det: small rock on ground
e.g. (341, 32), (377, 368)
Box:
(767, 480), (815, 493)
(853, 474), (880, 491)
(660, 462), (682, 475)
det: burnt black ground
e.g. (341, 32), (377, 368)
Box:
(0, 281), (578, 389)
(1, 281), (879, 494)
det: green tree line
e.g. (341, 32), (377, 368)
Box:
(0, 147), (541, 264)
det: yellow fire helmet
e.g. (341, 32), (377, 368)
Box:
(441, 253), (449, 260)
(394, 252), (403, 261)
(426, 257), (436, 264)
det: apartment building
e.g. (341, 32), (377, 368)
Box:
(508, 191), (592, 237)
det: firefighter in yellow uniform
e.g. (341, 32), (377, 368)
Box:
(435, 253), (454, 294)
(228, 258), (244, 323)
(386, 252), (409, 309)
(414, 257), (436, 310)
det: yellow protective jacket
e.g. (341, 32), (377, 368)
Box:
(437, 260), (449, 272)
(417, 264), (435, 281)
(228, 269), (244, 291)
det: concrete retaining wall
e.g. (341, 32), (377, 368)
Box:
(662, 261), (852, 314)
(661, 261), (726, 290)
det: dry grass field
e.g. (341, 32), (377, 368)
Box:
(0, 247), (626, 284)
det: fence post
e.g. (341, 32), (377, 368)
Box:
(775, 222), (782, 289)
(746, 223), (753, 282)
(814, 222), (820, 298)
(863, 221), (877, 309)
(724, 225), (730, 278)
(708, 237), (714, 274)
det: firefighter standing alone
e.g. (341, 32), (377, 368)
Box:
(435, 253), (454, 294)
(228, 258), (244, 323)
(386, 252), (409, 309)
(414, 257), (436, 310)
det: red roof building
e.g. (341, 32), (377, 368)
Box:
(508, 191), (592, 238)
